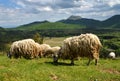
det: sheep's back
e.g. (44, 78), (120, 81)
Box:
(61, 33), (102, 58)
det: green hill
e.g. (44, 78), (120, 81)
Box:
(102, 15), (120, 28)
(13, 22), (85, 31)
(59, 16), (101, 28)
(9, 14), (120, 30)
(0, 27), (5, 30)
(59, 15), (120, 29)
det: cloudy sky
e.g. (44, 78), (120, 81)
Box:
(0, 0), (120, 28)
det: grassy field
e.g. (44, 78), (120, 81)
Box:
(0, 55), (120, 81)
(15, 22), (85, 30)
(44, 37), (66, 47)
(0, 37), (120, 81)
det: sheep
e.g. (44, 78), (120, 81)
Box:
(44, 46), (61, 57)
(108, 52), (116, 59)
(53, 33), (102, 65)
(8, 39), (39, 59)
(38, 44), (51, 57)
(8, 41), (20, 58)
(34, 42), (43, 58)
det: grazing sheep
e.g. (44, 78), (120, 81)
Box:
(34, 42), (43, 58)
(8, 39), (39, 59)
(53, 33), (102, 65)
(37, 44), (51, 57)
(44, 46), (61, 57)
(108, 52), (116, 59)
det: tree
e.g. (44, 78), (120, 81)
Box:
(33, 32), (43, 44)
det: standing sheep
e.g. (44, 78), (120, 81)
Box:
(8, 39), (39, 59)
(53, 33), (102, 65)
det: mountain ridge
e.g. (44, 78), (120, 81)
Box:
(9, 14), (120, 30)
(67, 15), (82, 20)
(59, 15), (120, 28)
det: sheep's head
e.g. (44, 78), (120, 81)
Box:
(7, 51), (12, 59)
(53, 47), (62, 63)
(53, 54), (58, 63)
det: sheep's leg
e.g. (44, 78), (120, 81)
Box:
(70, 58), (74, 65)
(39, 53), (42, 58)
(95, 59), (98, 65)
(87, 58), (92, 66)
(19, 55), (21, 58)
(53, 55), (58, 63)
(93, 53), (99, 65)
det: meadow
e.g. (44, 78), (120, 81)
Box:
(0, 37), (120, 81)
(0, 55), (120, 81)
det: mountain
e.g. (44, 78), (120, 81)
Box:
(20, 20), (49, 27)
(11, 14), (120, 30)
(67, 15), (82, 20)
(102, 15), (120, 28)
(14, 21), (85, 30)
(59, 15), (101, 28)
(59, 15), (120, 29)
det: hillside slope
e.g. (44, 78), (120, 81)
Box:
(102, 15), (120, 28)
(59, 15), (120, 29)
(9, 14), (120, 30)
(59, 15), (101, 28)
(13, 22), (85, 30)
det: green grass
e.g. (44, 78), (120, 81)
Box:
(44, 37), (66, 47)
(0, 55), (120, 81)
(0, 37), (120, 81)
(14, 22), (85, 30)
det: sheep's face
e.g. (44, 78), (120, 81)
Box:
(53, 47), (63, 63)
(7, 52), (12, 59)
(53, 54), (58, 63)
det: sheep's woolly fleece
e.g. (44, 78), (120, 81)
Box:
(9, 39), (51, 59)
(58, 33), (102, 65)
(44, 46), (61, 57)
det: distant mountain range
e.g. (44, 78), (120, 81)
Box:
(102, 15), (120, 28)
(59, 15), (101, 28)
(59, 15), (120, 29)
(9, 14), (120, 30)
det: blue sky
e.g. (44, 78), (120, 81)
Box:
(0, 0), (120, 28)
(0, 0), (12, 7)
(0, 0), (20, 8)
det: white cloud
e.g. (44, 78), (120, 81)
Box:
(0, 0), (120, 27)
(37, 6), (53, 12)
(106, 0), (120, 7)
(17, 1), (26, 8)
